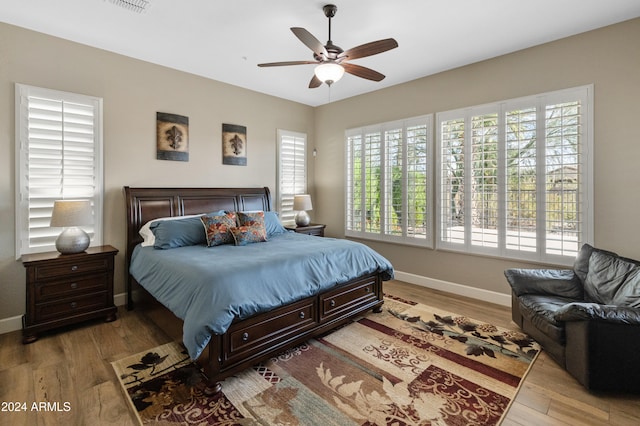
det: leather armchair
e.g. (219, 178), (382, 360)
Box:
(505, 244), (640, 393)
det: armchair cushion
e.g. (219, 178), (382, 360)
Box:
(504, 268), (583, 299)
(584, 250), (640, 307)
(519, 294), (575, 343)
(555, 302), (640, 324)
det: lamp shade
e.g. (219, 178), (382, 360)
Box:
(314, 63), (345, 85)
(293, 194), (313, 211)
(50, 200), (93, 227)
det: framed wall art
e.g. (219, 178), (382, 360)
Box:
(222, 123), (247, 166)
(157, 112), (189, 161)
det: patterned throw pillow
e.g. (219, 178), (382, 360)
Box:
(232, 211), (268, 245)
(200, 212), (236, 247)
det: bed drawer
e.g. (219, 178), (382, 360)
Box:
(320, 276), (379, 323)
(226, 298), (317, 364)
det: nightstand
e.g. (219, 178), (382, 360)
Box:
(285, 223), (326, 237)
(21, 245), (118, 344)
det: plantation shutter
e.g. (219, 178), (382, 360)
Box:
(345, 115), (433, 246)
(470, 113), (499, 249)
(439, 117), (465, 245)
(437, 85), (592, 264)
(345, 131), (362, 232)
(543, 100), (583, 257)
(364, 131), (382, 234)
(384, 128), (402, 236)
(505, 106), (538, 253)
(277, 130), (307, 224)
(16, 84), (103, 257)
(405, 123), (429, 240)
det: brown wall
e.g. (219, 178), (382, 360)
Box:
(0, 23), (315, 321)
(1, 18), (639, 324)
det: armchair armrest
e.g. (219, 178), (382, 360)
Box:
(555, 302), (640, 325)
(504, 268), (583, 298)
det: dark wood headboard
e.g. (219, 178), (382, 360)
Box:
(123, 186), (272, 309)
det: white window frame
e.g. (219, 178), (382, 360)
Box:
(276, 129), (307, 225)
(15, 84), (104, 258)
(345, 115), (433, 247)
(436, 85), (593, 265)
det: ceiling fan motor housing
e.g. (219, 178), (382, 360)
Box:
(323, 4), (337, 18)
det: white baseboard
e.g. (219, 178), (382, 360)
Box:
(0, 292), (129, 335)
(114, 291), (127, 308)
(2, 276), (510, 335)
(0, 315), (23, 335)
(393, 270), (512, 307)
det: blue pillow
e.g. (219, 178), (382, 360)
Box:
(151, 211), (224, 249)
(264, 211), (287, 236)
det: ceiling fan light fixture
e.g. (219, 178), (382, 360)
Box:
(314, 62), (345, 85)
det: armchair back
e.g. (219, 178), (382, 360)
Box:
(582, 248), (640, 307)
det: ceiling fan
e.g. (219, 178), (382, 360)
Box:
(258, 4), (398, 88)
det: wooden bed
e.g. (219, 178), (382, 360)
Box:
(124, 186), (385, 393)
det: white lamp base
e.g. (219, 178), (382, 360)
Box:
(56, 227), (90, 254)
(295, 210), (311, 226)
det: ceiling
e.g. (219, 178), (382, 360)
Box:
(2, 0), (640, 107)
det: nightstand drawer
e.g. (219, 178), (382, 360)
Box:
(36, 274), (108, 301)
(33, 257), (110, 280)
(34, 291), (109, 322)
(304, 228), (325, 237)
(285, 223), (326, 237)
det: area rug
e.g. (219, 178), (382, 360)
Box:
(112, 294), (540, 425)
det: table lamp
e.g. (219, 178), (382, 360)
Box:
(50, 200), (93, 254)
(293, 194), (313, 226)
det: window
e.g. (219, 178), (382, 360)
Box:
(436, 85), (593, 265)
(346, 115), (433, 246)
(15, 84), (103, 257)
(277, 129), (307, 224)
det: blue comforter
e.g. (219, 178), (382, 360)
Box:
(129, 232), (393, 359)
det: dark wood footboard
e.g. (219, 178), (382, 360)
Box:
(124, 186), (385, 392)
(133, 272), (383, 392)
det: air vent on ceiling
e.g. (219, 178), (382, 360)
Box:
(107, 0), (151, 13)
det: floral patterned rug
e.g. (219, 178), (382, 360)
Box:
(112, 294), (539, 425)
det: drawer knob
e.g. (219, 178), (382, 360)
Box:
(70, 302), (77, 309)
(242, 332), (249, 342)
(299, 311), (305, 319)
(365, 287), (370, 292)
(70, 282), (78, 289)
(330, 299), (336, 307)
(71, 265), (78, 272)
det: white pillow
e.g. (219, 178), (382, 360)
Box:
(139, 214), (204, 247)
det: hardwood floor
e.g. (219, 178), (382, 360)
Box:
(0, 280), (638, 425)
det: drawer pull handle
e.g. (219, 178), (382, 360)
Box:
(242, 332), (249, 342)
(365, 287), (370, 292)
(70, 302), (77, 309)
(70, 282), (78, 289)
(71, 265), (78, 272)
(299, 311), (305, 319)
(330, 299), (336, 307)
